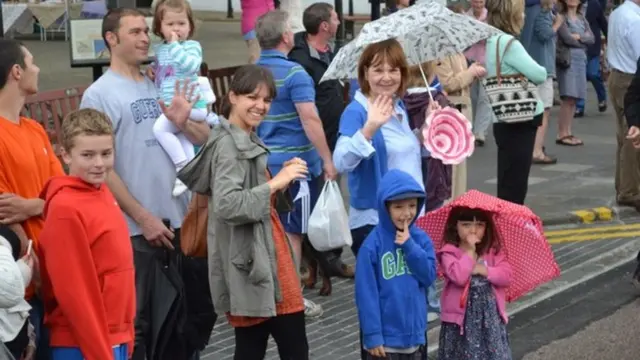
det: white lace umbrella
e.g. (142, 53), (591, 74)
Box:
(320, 1), (502, 83)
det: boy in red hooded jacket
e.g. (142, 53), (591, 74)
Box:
(38, 108), (136, 360)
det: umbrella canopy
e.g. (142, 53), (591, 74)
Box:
(320, 1), (501, 82)
(415, 190), (561, 302)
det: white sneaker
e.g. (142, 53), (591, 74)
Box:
(303, 298), (323, 318)
(197, 76), (216, 104)
(427, 312), (439, 323)
(172, 178), (189, 197)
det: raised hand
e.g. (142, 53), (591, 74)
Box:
(362, 95), (394, 139)
(395, 219), (410, 245)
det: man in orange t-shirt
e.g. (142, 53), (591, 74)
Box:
(0, 39), (65, 360)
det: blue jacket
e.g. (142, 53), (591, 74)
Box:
(339, 98), (389, 210)
(355, 169), (437, 350)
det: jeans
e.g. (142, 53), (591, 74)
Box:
(28, 297), (51, 360)
(576, 56), (607, 112)
(427, 283), (441, 313)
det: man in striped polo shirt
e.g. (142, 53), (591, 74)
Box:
(255, 9), (337, 318)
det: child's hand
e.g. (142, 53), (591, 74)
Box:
(367, 346), (386, 358)
(472, 263), (488, 277)
(145, 66), (156, 82)
(169, 31), (180, 43)
(395, 219), (410, 245)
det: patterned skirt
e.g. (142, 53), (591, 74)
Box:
(437, 276), (512, 360)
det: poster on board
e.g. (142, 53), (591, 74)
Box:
(68, 16), (161, 67)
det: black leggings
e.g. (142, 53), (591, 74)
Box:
(233, 311), (308, 360)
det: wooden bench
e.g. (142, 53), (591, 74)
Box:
(207, 65), (241, 113)
(343, 15), (370, 40)
(22, 86), (88, 153)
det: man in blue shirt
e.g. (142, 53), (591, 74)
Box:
(255, 9), (337, 318)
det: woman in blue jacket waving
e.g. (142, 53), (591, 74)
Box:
(332, 39), (427, 257)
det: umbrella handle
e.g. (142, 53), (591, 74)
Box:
(459, 280), (471, 308)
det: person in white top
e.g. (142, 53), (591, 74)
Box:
(0, 225), (36, 360)
(606, 0), (640, 210)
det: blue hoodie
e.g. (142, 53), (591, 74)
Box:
(355, 169), (437, 351)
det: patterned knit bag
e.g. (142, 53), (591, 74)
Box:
(482, 35), (540, 124)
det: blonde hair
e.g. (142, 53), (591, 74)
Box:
(152, 0), (196, 39)
(486, 0), (525, 36)
(407, 61), (438, 89)
(61, 109), (113, 151)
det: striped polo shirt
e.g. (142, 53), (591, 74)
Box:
(256, 49), (322, 177)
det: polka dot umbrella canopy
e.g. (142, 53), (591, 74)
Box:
(415, 190), (561, 302)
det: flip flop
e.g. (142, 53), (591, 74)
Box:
(555, 135), (583, 146)
(532, 153), (558, 165)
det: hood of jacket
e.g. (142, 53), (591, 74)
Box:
(376, 169), (426, 236)
(40, 176), (106, 218)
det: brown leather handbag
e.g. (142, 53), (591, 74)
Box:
(180, 193), (209, 258)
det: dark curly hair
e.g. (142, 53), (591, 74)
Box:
(443, 207), (500, 256)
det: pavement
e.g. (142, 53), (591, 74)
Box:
(19, 19), (640, 359)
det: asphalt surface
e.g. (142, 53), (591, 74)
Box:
(515, 261), (640, 360)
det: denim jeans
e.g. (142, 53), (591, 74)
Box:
(576, 56), (607, 112)
(28, 297), (50, 360)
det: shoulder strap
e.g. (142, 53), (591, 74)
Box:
(495, 36), (517, 83)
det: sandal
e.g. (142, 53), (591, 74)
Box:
(555, 135), (584, 146)
(532, 153), (558, 165)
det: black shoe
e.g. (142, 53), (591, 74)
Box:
(632, 264), (640, 290)
(598, 101), (607, 112)
(574, 110), (584, 118)
(475, 139), (485, 147)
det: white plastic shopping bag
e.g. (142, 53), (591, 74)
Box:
(307, 180), (353, 252)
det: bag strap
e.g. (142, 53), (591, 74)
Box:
(494, 35), (517, 85)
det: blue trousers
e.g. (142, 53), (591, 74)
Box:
(576, 56), (607, 112)
(29, 297), (50, 360)
(51, 345), (127, 360)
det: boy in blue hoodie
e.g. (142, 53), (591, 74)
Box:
(355, 169), (437, 359)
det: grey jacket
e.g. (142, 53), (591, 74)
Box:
(178, 116), (287, 318)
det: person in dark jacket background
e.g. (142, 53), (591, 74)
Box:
(575, 0), (608, 117)
(288, 2), (345, 152)
(288, 2), (354, 278)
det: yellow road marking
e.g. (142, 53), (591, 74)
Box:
(544, 223), (640, 237)
(548, 230), (640, 244)
(571, 209), (596, 224)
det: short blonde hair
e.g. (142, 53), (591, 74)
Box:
(152, 0), (196, 39)
(357, 39), (409, 98)
(61, 109), (113, 151)
(407, 61), (438, 89)
(486, 0), (525, 36)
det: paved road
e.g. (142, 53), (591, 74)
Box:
(201, 219), (640, 359)
(514, 260), (640, 360)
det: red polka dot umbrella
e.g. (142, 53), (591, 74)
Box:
(422, 107), (475, 165)
(415, 190), (561, 302)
